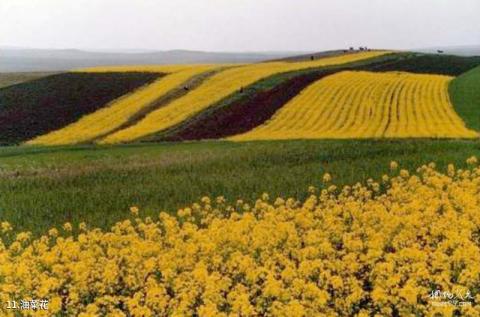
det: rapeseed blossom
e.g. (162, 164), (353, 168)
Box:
(1, 157), (480, 316)
(27, 65), (220, 145)
(100, 51), (388, 144)
(230, 71), (478, 141)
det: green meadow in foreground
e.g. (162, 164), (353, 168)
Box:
(0, 139), (479, 235)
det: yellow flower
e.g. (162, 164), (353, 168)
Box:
(399, 169), (410, 178)
(79, 222), (87, 231)
(1, 221), (12, 233)
(130, 206), (139, 216)
(390, 161), (399, 171)
(63, 222), (73, 232)
(1, 158), (479, 316)
(15, 232), (31, 243)
(466, 156), (478, 165)
(48, 228), (58, 237)
(228, 70), (478, 141)
(322, 173), (332, 183)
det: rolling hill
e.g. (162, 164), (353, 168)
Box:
(230, 71), (477, 140)
(2, 49), (480, 317)
(450, 65), (480, 131)
(0, 72), (161, 145)
(1, 50), (479, 147)
(0, 47), (308, 72)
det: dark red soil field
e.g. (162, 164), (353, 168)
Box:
(0, 72), (162, 145)
(159, 70), (336, 141)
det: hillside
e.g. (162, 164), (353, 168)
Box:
(367, 53), (480, 76)
(26, 65), (224, 145)
(151, 53), (480, 141)
(0, 71), (58, 88)
(3, 51), (480, 146)
(2, 50), (480, 317)
(24, 50), (387, 145)
(418, 45), (480, 57)
(0, 72), (161, 144)
(230, 71), (476, 140)
(450, 65), (480, 131)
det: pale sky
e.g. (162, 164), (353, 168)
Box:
(1, 0), (479, 52)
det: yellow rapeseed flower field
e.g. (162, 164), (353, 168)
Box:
(1, 158), (480, 316)
(231, 71), (479, 141)
(27, 65), (221, 145)
(99, 51), (389, 143)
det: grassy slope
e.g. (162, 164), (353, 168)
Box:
(450, 66), (480, 131)
(368, 53), (480, 76)
(1, 139), (479, 235)
(0, 72), (58, 89)
(0, 72), (161, 145)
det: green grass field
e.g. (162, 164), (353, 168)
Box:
(450, 65), (480, 131)
(0, 71), (58, 89)
(1, 139), (479, 236)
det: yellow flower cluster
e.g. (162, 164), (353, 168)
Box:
(27, 65), (221, 145)
(100, 51), (389, 143)
(230, 71), (479, 141)
(2, 158), (480, 316)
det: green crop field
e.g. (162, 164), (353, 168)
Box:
(1, 139), (479, 236)
(450, 65), (480, 131)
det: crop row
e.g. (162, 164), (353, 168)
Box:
(230, 71), (478, 140)
(27, 65), (219, 145)
(97, 51), (389, 144)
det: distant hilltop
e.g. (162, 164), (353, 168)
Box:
(0, 47), (312, 72)
(416, 45), (480, 57)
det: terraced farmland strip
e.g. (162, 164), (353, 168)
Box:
(0, 72), (161, 145)
(152, 53), (406, 141)
(230, 71), (478, 141)
(95, 68), (225, 141)
(368, 53), (480, 76)
(27, 65), (220, 145)
(158, 72), (336, 141)
(99, 51), (390, 144)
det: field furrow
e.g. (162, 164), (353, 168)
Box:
(230, 71), (478, 141)
(336, 78), (373, 135)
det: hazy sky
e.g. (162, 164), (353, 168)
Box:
(1, 0), (479, 52)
